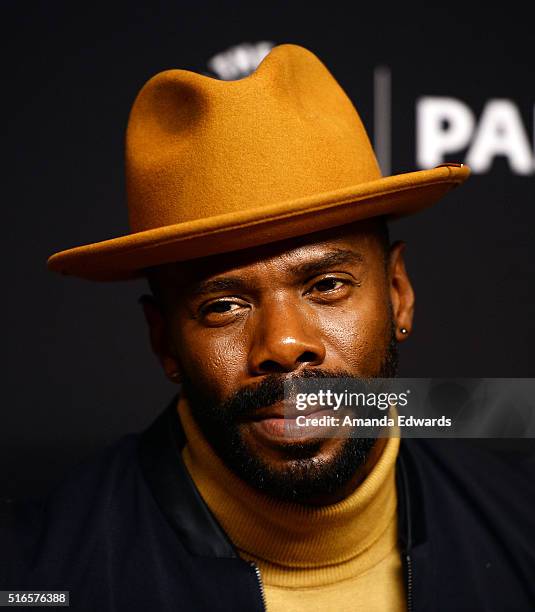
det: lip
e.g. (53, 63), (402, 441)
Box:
(248, 399), (329, 421)
(247, 407), (337, 444)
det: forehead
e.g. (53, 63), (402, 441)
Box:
(148, 219), (387, 292)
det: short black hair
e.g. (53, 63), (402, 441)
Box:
(375, 215), (391, 258)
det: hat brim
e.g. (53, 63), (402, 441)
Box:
(47, 164), (469, 281)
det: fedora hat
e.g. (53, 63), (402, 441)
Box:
(47, 44), (469, 281)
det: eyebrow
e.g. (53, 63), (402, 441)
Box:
(189, 276), (249, 297)
(188, 249), (365, 297)
(288, 249), (364, 278)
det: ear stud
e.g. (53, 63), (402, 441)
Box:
(400, 327), (409, 335)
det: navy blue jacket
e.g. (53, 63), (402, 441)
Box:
(2, 398), (535, 611)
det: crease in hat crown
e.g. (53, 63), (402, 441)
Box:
(47, 43), (470, 281)
(125, 43), (381, 233)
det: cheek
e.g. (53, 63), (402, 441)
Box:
(319, 293), (391, 376)
(172, 321), (250, 402)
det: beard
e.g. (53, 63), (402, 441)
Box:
(181, 322), (398, 505)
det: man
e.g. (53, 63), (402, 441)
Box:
(2, 44), (534, 611)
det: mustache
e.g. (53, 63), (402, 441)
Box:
(217, 368), (355, 422)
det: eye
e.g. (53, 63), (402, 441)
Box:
(198, 298), (248, 325)
(204, 301), (240, 313)
(305, 275), (356, 302)
(312, 278), (346, 293)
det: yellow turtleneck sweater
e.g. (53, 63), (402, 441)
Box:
(178, 396), (406, 611)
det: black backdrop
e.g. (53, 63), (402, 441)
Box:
(3, 2), (534, 498)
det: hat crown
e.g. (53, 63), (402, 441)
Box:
(125, 44), (381, 232)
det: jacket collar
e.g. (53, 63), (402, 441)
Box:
(139, 395), (237, 558)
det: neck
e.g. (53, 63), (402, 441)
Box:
(177, 394), (400, 577)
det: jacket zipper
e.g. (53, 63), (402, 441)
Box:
(398, 451), (414, 612)
(251, 562), (267, 611)
(405, 553), (413, 612)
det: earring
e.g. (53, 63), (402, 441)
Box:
(400, 327), (409, 335)
(169, 371), (180, 381)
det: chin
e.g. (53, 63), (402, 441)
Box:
(226, 434), (375, 504)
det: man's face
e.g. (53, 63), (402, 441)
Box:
(144, 220), (414, 503)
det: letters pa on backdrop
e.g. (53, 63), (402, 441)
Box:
(417, 97), (535, 175)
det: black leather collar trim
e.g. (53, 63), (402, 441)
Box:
(396, 439), (428, 551)
(138, 395), (237, 559)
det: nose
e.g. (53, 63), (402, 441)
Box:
(248, 301), (326, 375)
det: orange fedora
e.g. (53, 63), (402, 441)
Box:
(47, 44), (470, 281)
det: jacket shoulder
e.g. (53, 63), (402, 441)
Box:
(400, 438), (535, 609)
(1, 435), (144, 585)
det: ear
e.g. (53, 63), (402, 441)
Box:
(387, 241), (415, 342)
(139, 295), (181, 383)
